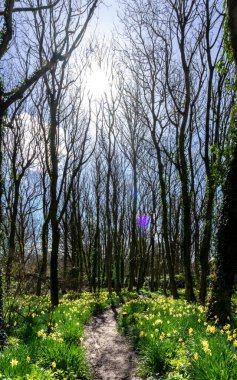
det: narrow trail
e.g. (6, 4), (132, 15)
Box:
(84, 308), (142, 380)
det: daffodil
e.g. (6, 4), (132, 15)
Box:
(159, 332), (165, 340)
(202, 340), (212, 355)
(193, 352), (199, 360)
(206, 325), (216, 334)
(10, 358), (18, 367)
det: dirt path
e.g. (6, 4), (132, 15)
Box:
(84, 308), (142, 380)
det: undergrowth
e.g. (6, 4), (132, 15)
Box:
(118, 293), (237, 380)
(0, 291), (121, 380)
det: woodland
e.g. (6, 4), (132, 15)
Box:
(0, 0), (237, 379)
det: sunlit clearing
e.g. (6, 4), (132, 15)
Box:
(86, 63), (110, 98)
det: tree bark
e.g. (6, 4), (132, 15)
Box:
(0, 108), (7, 345)
(128, 163), (138, 291)
(199, 186), (215, 304)
(6, 180), (20, 290)
(178, 27), (196, 302)
(49, 93), (59, 307)
(36, 218), (49, 296)
(155, 140), (179, 299)
(105, 154), (113, 294)
(207, 142), (237, 323)
(207, 0), (237, 323)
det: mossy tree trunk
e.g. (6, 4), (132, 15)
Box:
(207, 0), (237, 324)
(207, 142), (237, 323)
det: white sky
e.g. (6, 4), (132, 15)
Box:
(79, 0), (122, 102)
(85, 0), (120, 39)
(96, 1), (119, 35)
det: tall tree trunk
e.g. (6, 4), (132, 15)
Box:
(137, 234), (147, 290)
(105, 149), (113, 293)
(36, 218), (49, 296)
(114, 211), (121, 294)
(50, 219), (60, 306)
(70, 199), (79, 291)
(0, 107), (7, 345)
(120, 216), (125, 289)
(199, 2), (217, 302)
(114, 229), (121, 294)
(62, 216), (68, 293)
(161, 239), (168, 297)
(199, 186), (215, 303)
(49, 93), (59, 307)
(178, 29), (196, 302)
(207, 142), (237, 323)
(92, 207), (100, 292)
(207, 0), (237, 323)
(78, 214), (84, 293)
(152, 135), (179, 299)
(112, 173), (121, 294)
(6, 180), (20, 291)
(150, 235), (155, 292)
(92, 166), (101, 292)
(179, 143), (196, 302)
(180, 178), (196, 302)
(128, 164), (137, 291)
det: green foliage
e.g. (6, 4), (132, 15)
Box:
(224, 102), (237, 163)
(119, 294), (237, 380)
(0, 291), (120, 379)
(215, 60), (229, 75)
(191, 337), (237, 380)
(3, 291), (237, 380)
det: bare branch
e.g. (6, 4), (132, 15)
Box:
(0, 0), (61, 15)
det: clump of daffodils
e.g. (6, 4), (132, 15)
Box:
(206, 325), (216, 334)
(202, 340), (212, 355)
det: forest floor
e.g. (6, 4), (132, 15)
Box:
(84, 308), (142, 380)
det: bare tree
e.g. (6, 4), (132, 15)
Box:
(3, 109), (38, 290)
(0, 0), (99, 343)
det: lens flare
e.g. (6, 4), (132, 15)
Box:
(136, 214), (150, 229)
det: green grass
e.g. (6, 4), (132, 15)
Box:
(3, 289), (237, 380)
(118, 294), (237, 380)
(0, 291), (121, 380)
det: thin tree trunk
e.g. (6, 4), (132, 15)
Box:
(36, 218), (49, 296)
(49, 93), (59, 307)
(105, 157), (112, 294)
(78, 215), (84, 293)
(0, 108), (7, 345)
(6, 181), (20, 291)
(92, 207), (100, 292)
(153, 138), (179, 299)
(178, 67), (196, 302)
(50, 220), (60, 306)
(62, 216), (68, 294)
(199, 186), (215, 303)
(128, 164), (137, 291)
(150, 234), (155, 292)
(162, 240), (168, 297)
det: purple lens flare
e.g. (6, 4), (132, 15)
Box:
(136, 214), (150, 229)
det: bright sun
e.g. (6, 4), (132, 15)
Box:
(86, 63), (110, 98)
